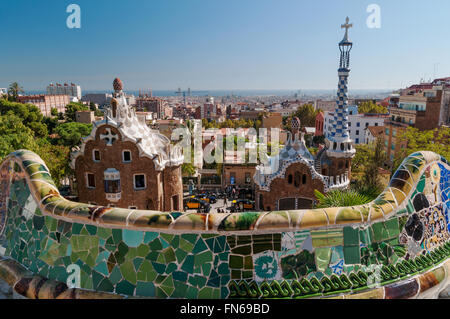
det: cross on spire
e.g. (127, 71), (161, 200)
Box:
(341, 17), (353, 41)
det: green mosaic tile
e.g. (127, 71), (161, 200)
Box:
(229, 255), (243, 269)
(186, 286), (198, 299)
(253, 243), (272, 254)
(149, 238), (163, 251)
(166, 262), (177, 274)
(343, 226), (359, 246)
(202, 263), (212, 276)
(136, 281), (155, 297)
(175, 248), (188, 264)
(192, 238), (208, 254)
(116, 280), (135, 296)
(172, 281), (189, 298)
(181, 234), (198, 244)
(343, 246), (360, 264)
(195, 251), (212, 267)
(181, 255), (195, 273)
(417, 176), (426, 192)
(143, 232), (158, 244)
(145, 251), (159, 262)
(133, 257), (144, 271)
(120, 261), (137, 284)
(231, 245), (251, 255)
(162, 247), (176, 263)
(122, 230), (143, 247)
(85, 225), (97, 236)
(171, 236), (180, 249)
(98, 278), (114, 293)
(160, 237), (170, 249)
(160, 233), (175, 244)
(359, 227), (373, 245)
(371, 222), (388, 242)
(315, 247), (332, 271)
(92, 270), (105, 290)
(97, 227), (112, 240)
(94, 261), (109, 276)
(112, 229), (122, 244)
(385, 218), (400, 238)
(179, 238), (194, 251)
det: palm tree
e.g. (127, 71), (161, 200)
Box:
(8, 82), (24, 101)
(314, 189), (371, 208)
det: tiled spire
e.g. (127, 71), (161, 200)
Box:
(325, 17), (356, 159)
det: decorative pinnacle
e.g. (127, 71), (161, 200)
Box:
(113, 78), (123, 92)
(341, 17), (353, 42)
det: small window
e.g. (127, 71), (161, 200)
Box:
(93, 150), (101, 162)
(230, 173), (236, 185)
(129, 206), (137, 210)
(355, 138), (359, 144)
(134, 174), (147, 190)
(245, 172), (251, 184)
(288, 174), (293, 184)
(172, 195), (179, 211)
(356, 130), (359, 136)
(123, 150), (132, 163)
(294, 172), (301, 187)
(86, 173), (95, 188)
(357, 122), (360, 127)
(302, 174), (307, 184)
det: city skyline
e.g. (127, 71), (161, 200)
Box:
(1, 0), (450, 91)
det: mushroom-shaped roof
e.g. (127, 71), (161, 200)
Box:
(113, 78), (123, 91)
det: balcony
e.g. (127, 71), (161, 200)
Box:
(323, 171), (350, 191)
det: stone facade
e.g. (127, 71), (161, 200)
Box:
(74, 124), (182, 211)
(222, 164), (256, 189)
(256, 162), (325, 211)
(72, 78), (183, 211)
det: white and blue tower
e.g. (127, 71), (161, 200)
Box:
(325, 17), (356, 159)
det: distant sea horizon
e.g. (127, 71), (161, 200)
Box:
(23, 88), (394, 98)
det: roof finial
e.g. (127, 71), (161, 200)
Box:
(341, 16), (353, 42)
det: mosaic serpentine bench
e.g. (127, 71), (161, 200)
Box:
(0, 150), (449, 299)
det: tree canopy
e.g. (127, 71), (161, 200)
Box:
(7, 82), (24, 101)
(54, 122), (92, 148)
(0, 98), (92, 187)
(393, 126), (450, 171)
(358, 101), (388, 114)
(64, 102), (90, 122)
(286, 104), (319, 128)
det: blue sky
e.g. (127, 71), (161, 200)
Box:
(1, 0), (449, 91)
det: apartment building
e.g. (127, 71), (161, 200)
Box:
(17, 94), (70, 117)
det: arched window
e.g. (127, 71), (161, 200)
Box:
(333, 142), (337, 150)
(340, 143), (344, 151)
(288, 174), (293, 184)
(302, 174), (307, 184)
(294, 172), (301, 187)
